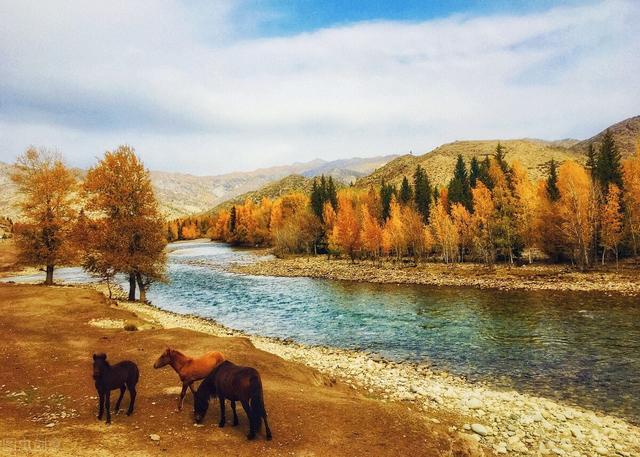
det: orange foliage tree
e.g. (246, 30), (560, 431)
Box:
(10, 147), (78, 284)
(600, 184), (623, 265)
(360, 205), (383, 261)
(330, 191), (361, 261)
(622, 144), (640, 256)
(83, 146), (166, 301)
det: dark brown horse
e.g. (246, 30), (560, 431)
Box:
(194, 360), (272, 440)
(92, 353), (139, 424)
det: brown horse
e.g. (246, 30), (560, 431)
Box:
(92, 353), (139, 424)
(194, 360), (272, 441)
(153, 347), (225, 410)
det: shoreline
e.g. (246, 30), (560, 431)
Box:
(82, 282), (639, 457)
(229, 254), (640, 296)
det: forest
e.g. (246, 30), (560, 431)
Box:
(174, 131), (640, 269)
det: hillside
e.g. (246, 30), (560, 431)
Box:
(0, 155), (395, 220)
(355, 139), (584, 189)
(572, 115), (640, 157)
(208, 174), (325, 213)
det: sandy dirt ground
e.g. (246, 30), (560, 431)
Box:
(0, 283), (485, 457)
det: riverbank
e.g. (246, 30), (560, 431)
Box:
(230, 254), (640, 295)
(0, 282), (484, 457)
(107, 291), (640, 457)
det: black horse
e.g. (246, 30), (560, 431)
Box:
(194, 360), (272, 440)
(92, 353), (139, 424)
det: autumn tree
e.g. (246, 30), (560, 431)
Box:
(10, 147), (78, 284)
(360, 205), (383, 261)
(430, 194), (458, 263)
(622, 144), (640, 255)
(511, 162), (539, 263)
(557, 161), (594, 269)
(450, 203), (473, 262)
(330, 191), (361, 261)
(600, 184), (623, 265)
(382, 197), (406, 260)
(402, 205), (425, 263)
(83, 146), (166, 301)
(471, 182), (496, 264)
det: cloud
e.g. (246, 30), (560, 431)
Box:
(0, 0), (638, 174)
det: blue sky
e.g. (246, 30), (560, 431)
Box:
(0, 0), (638, 174)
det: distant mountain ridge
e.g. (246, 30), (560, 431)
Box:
(0, 154), (397, 220)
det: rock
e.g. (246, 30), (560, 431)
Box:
(569, 426), (584, 440)
(471, 423), (488, 436)
(45, 423), (55, 428)
(149, 434), (160, 442)
(595, 447), (608, 455)
(495, 444), (508, 454)
(463, 423), (471, 430)
(467, 398), (482, 409)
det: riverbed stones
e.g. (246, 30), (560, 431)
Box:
(471, 423), (488, 436)
(467, 397), (482, 409)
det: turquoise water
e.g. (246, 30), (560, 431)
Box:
(5, 240), (640, 423)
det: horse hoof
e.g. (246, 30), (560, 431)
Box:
(218, 422), (225, 428)
(267, 434), (273, 441)
(233, 420), (239, 427)
(247, 433), (256, 440)
(126, 411), (133, 416)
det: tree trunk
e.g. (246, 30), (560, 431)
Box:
(45, 264), (54, 285)
(128, 272), (136, 301)
(136, 272), (147, 303)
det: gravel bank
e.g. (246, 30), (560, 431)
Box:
(230, 256), (640, 296)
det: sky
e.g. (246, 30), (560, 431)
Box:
(0, 0), (638, 175)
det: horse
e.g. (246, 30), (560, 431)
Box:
(153, 347), (225, 410)
(92, 353), (139, 424)
(194, 360), (272, 441)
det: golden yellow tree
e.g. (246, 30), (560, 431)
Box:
(512, 161), (539, 263)
(471, 182), (496, 264)
(557, 160), (594, 269)
(622, 144), (640, 256)
(450, 202), (473, 262)
(83, 145), (166, 301)
(600, 184), (623, 265)
(10, 147), (78, 284)
(360, 205), (383, 261)
(402, 206), (425, 263)
(429, 197), (458, 263)
(330, 192), (361, 261)
(382, 196), (406, 260)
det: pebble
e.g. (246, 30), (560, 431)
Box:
(471, 423), (488, 436)
(150, 434), (160, 442)
(467, 398), (482, 409)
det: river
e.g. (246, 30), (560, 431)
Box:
(4, 240), (639, 423)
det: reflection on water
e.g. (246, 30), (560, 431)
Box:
(4, 240), (640, 422)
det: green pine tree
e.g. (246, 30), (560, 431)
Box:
(447, 154), (472, 210)
(595, 130), (623, 190)
(399, 176), (413, 205)
(546, 160), (560, 202)
(469, 157), (480, 188)
(380, 180), (396, 221)
(413, 165), (432, 223)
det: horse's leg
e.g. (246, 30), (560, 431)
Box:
(263, 409), (272, 441)
(240, 399), (255, 440)
(231, 401), (239, 426)
(218, 395), (226, 428)
(97, 390), (104, 420)
(114, 386), (125, 413)
(126, 383), (137, 416)
(178, 382), (189, 411)
(105, 389), (112, 424)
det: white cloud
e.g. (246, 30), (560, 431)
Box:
(0, 0), (638, 174)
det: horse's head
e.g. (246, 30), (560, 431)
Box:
(193, 386), (211, 424)
(92, 353), (108, 380)
(153, 348), (172, 369)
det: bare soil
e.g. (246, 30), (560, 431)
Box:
(0, 283), (485, 457)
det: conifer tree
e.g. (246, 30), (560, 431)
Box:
(399, 176), (413, 205)
(546, 159), (560, 201)
(447, 155), (472, 211)
(596, 130), (623, 190)
(229, 206), (237, 233)
(469, 157), (480, 188)
(380, 180), (396, 221)
(327, 176), (338, 209)
(585, 144), (597, 183)
(413, 165), (432, 223)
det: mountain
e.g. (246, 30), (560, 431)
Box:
(208, 175), (319, 213)
(355, 139), (584, 190)
(0, 155), (396, 220)
(572, 115), (640, 157)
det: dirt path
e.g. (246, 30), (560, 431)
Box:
(0, 283), (484, 457)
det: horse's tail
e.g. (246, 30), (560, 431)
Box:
(249, 371), (272, 439)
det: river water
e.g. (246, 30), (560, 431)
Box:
(4, 240), (639, 423)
